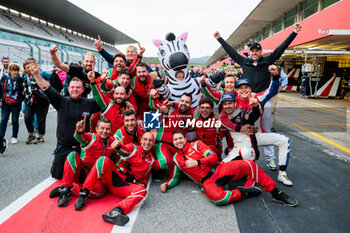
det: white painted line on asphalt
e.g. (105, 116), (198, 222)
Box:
(279, 94), (350, 113)
(0, 177), (56, 225)
(110, 177), (152, 233)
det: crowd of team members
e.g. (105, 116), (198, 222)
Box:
(0, 23), (302, 226)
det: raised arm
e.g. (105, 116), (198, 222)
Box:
(127, 42), (145, 74)
(49, 45), (69, 73)
(200, 76), (222, 104)
(267, 23), (301, 63)
(74, 115), (93, 147)
(88, 70), (110, 111)
(31, 64), (50, 91)
(94, 35), (114, 65)
(214, 31), (245, 65)
(256, 65), (281, 106)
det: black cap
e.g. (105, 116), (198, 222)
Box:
(250, 42), (262, 50)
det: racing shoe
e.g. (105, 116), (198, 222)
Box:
(277, 171), (293, 186)
(57, 186), (72, 207)
(271, 188), (298, 207)
(237, 186), (262, 199)
(50, 186), (63, 198)
(102, 207), (129, 226)
(74, 188), (89, 210)
(266, 159), (277, 171)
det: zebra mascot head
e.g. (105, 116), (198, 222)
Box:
(153, 32), (203, 108)
(153, 32), (190, 77)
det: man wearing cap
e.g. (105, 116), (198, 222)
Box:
(219, 91), (261, 161)
(221, 65), (294, 186)
(214, 23), (302, 171)
(213, 23), (301, 93)
(160, 129), (298, 207)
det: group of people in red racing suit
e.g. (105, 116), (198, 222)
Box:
(40, 23), (303, 227)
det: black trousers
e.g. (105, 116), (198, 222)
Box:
(50, 144), (81, 180)
(24, 100), (49, 136)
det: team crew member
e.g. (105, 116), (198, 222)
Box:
(76, 132), (155, 226)
(213, 23), (301, 93)
(114, 110), (145, 145)
(214, 23), (302, 170)
(49, 45), (100, 97)
(100, 69), (137, 110)
(220, 92), (262, 159)
(130, 62), (155, 118)
(194, 97), (222, 156)
(88, 71), (132, 135)
(90, 68), (138, 129)
(150, 93), (195, 170)
(0, 64), (24, 153)
(96, 44), (144, 90)
(30, 64), (100, 179)
(200, 74), (236, 104)
(222, 66), (293, 186)
(50, 118), (116, 208)
(94, 36), (151, 73)
(160, 130), (298, 207)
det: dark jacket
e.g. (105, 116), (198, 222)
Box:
(0, 74), (24, 103)
(44, 86), (100, 147)
(217, 31), (297, 92)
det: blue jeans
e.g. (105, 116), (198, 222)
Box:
(22, 102), (39, 131)
(0, 100), (22, 138)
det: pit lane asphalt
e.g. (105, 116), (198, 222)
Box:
(0, 111), (349, 233)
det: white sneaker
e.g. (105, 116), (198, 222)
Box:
(277, 171), (293, 186)
(11, 137), (18, 144)
(266, 159), (277, 171)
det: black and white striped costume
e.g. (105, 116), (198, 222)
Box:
(153, 32), (216, 108)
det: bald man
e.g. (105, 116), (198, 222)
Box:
(88, 71), (133, 134)
(75, 132), (155, 226)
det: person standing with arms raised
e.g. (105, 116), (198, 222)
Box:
(213, 23), (302, 170)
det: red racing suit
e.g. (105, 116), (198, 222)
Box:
(194, 113), (222, 156)
(165, 141), (276, 205)
(94, 55), (140, 110)
(116, 144), (155, 187)
(101, 81), (138, 111)
(83, 143), (154, 214)
(61, 131), (116, 197)
(90, 82), (131, 135)
(130, 75), (154, 118)
(114, 124), (145, 146)
(150, 101), (195, 170)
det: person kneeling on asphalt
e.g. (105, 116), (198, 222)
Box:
(160, 130), (298, 207)
(49, 117), (116, 208)
(74, 132), (155, 226)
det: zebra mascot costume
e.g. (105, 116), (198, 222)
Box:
(153, 32), (216, 108)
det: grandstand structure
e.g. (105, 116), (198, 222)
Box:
(0, 0), (137, 73)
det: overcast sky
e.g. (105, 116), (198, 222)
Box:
(68, 0), (261, 58)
